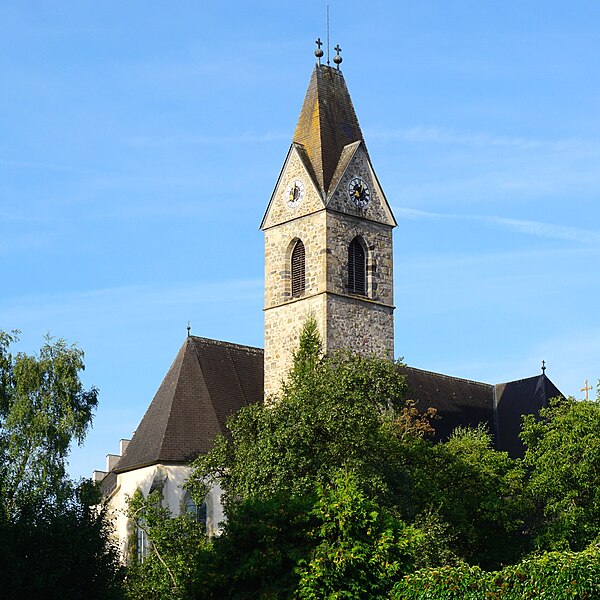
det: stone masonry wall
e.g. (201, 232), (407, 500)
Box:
(264, 293), (326, 397)
(264, 208), (328, 396)
(326, 294), (394, 359)
(263, 144), (396, 397)
(261, 147), (324, 231)
(325, 211), (394, 305)
(264, 211), (327, 309)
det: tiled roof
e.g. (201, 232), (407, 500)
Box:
(495, 374), (562, 457)
(113, 337), (264, 473)
(111, 335), (562, 474)
(399, 365), (563, 457)
(398, 365), (495, 443)
(293, 64), (365, 196)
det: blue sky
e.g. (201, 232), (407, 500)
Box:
(1, 1), (599, 479)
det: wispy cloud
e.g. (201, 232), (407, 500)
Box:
(368, 126), (598, 153)
(129, 131), (288, 148)
(0, 157), (84, 172)
(0, 279), (263, 326)
(394, 207), (600, 246)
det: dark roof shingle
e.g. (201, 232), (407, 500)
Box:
(114, 337), (263, 473)
(293, 64), (365, 196)
(398, 365), (495, 442)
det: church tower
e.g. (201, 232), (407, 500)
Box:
(261, 58), (397, 396)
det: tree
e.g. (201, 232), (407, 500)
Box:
(0, 330), (98, 513)
(0, 330), (124, 599)
(0, 479), (124, 600)
(192, 494), (315, 599)
(401, 425), (528, 569)
(188, 318), (408, 511)
(124, 490), (209, 600)
(521, 392), (600, 551)
(295, 470), (420, 600)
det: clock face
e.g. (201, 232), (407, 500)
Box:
(348, 177), (370, 208)
(286, 179), (305, 207)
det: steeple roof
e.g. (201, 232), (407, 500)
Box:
(113, 336), (263, 473)
(293, 64), (366, 196)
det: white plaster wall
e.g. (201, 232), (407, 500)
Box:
(106, 464), (223, 561)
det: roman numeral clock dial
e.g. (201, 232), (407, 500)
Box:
(348, 177), (370, 208)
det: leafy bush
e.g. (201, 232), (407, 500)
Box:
(391, 546), (600, 599)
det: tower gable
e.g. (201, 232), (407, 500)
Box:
(326, 143), (396, 227)
(261, 143), (324, 231)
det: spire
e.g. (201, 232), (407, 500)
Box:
(292, 64), (365, 196)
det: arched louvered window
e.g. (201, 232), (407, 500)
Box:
(291, 240), (306, 298)
(348, 237), (366, 295)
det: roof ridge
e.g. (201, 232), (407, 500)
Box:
(187, 337), (221, 432)
(145, 343), (187, 456)
(113, 341), (189, 473)
(400, 364), (492, 388)
(495, 373), (545, 387)
(189, 335), (263, 354)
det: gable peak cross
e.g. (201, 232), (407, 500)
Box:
(581, 379), (593, 401)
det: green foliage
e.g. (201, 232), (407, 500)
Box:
(521, 395), (600, 551)
(133, 321), (600, 596)
(125, 490), (209, 600)
(399, 425), (528, 568)
(189, 317), (408, 510)
(0, 330), (99, 514)
(391, 545), (600, 599)
(0, 331), (123, 599)
(193, 494), (314, 599)
(295, 471), (419, 600)
(0, 479), (124, 600)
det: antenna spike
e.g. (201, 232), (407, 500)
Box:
(326, 5), (330, 65)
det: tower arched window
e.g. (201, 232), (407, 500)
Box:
(348, 237), (366, 295)
(291, 240), (306, 298)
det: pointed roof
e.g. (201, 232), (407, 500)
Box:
(293, 64), (365, 196)
(398, 365), (495, 443)
(495, 374), (562, 457)
(398, 365), (563, 458)
(114, 336), (264, 473)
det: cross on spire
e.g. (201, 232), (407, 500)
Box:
(541, 360), (546, 375)
(581, 379), (593, 400)
(314, 37), (324, 64)
(333, 44), (343, 69)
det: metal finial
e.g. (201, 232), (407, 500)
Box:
(315, 37), (324, 63)
(187, 321), (191, 337)
(541, 360), (546, 375)
(326, 5), (330, 65)
(333, 44), (342, 69)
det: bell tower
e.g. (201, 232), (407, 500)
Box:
(261, 56), (397, 397)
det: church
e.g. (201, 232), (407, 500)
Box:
(94, 48), (562, 559)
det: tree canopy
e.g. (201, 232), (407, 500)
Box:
(124, 320), (600, 598)
(0, 331), (123, 599)
(522, 393), (600, 551)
